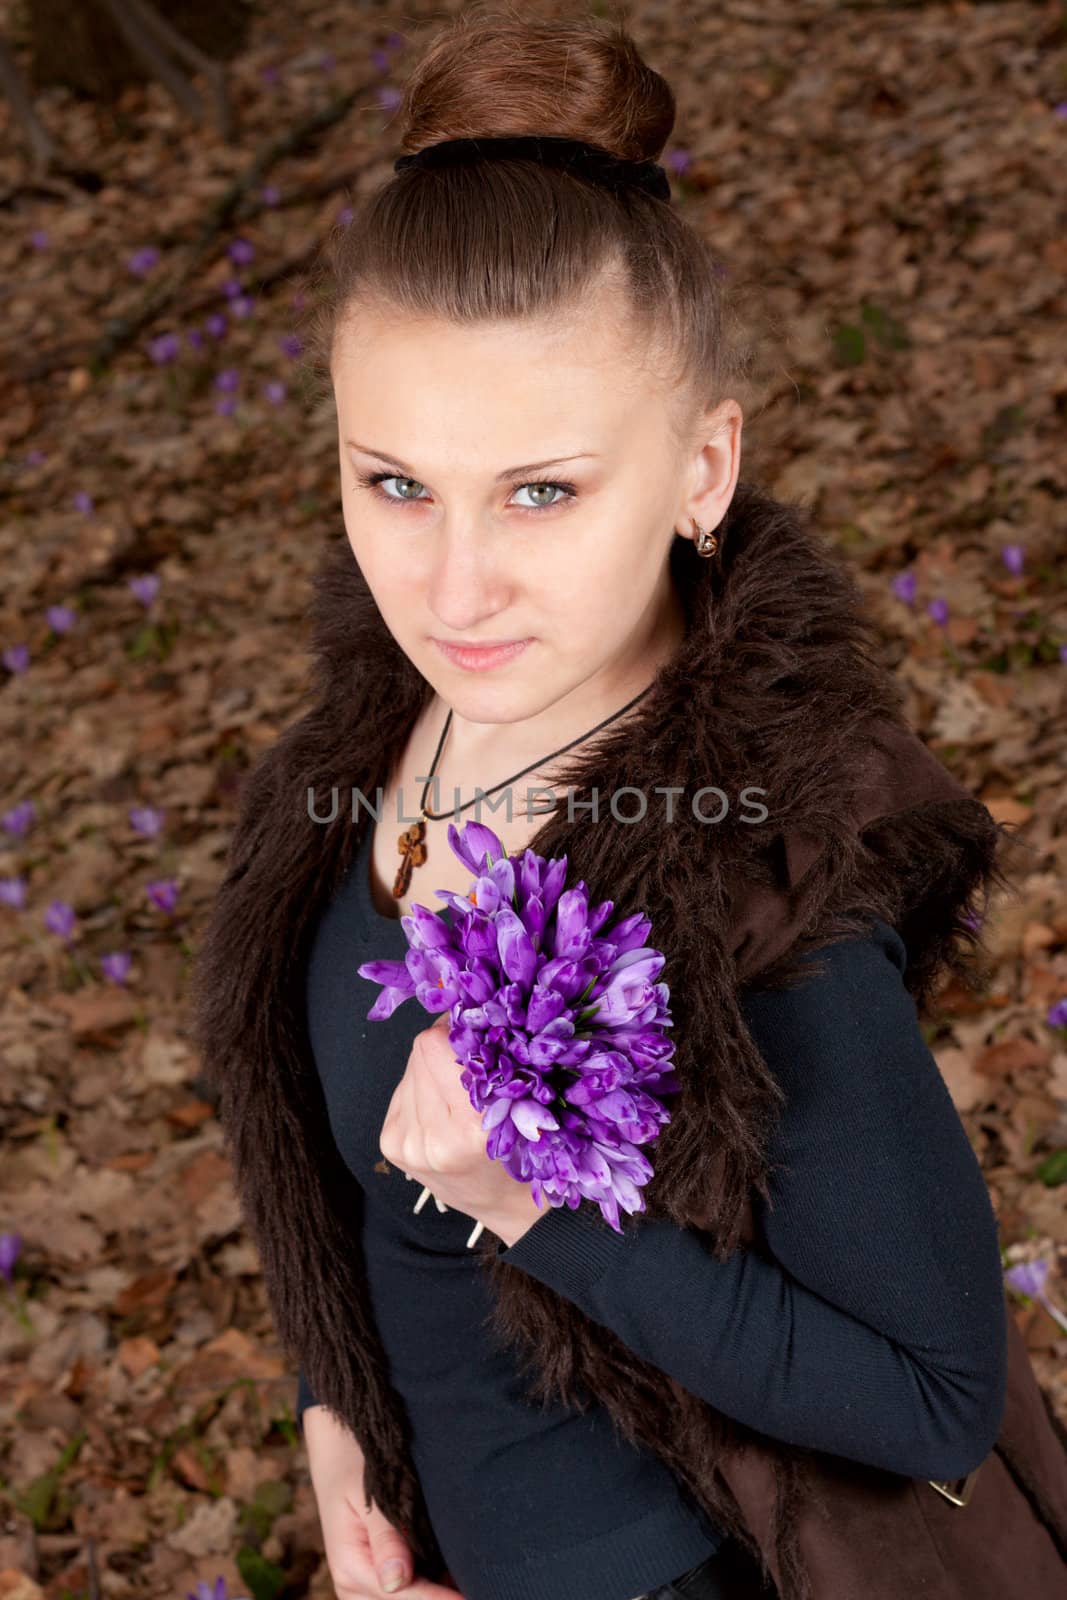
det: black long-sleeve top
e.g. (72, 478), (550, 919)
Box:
(296, 821), (1007, 1600)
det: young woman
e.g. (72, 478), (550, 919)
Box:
(192, 7), (1067, 1600)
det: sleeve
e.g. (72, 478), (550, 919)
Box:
(498, 918), (1008, 1483)
(296, 1366), (321, 1436)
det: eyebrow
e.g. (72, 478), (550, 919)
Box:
(345, 439), (601, 480)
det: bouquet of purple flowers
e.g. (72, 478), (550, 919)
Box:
(357, 820), (682, 1233)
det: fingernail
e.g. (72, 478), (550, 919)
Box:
(380, 1561), (407, 1592)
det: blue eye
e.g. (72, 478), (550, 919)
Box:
(354, 470), (577, 514)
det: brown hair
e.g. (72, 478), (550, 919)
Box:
(296, 0), (777, 462)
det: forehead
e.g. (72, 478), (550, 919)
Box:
(331, 299), (665, 444)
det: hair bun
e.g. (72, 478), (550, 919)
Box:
(396, 0), (675, 167)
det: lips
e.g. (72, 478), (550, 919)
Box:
(432, 638), (533, 672)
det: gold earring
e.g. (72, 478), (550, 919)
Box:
(691, 516), (719, 558)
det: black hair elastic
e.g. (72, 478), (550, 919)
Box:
(393, 134), (672, 203)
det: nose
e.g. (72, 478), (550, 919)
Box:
(426, 525), (513, 635)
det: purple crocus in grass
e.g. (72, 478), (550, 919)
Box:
(279, 333), (303, 359)
(148, 332), (181, 364)
(187, 1579), (252, 1600)
(3, 800), (36, 837)
(205, 311), (228, 340)
(0, 1232), (21, 1285)
(72, 490), (93, 515)
(3, 644), (29, 674)
(146, 878), (179, 913)
(215, 368), (240, 394)
(358, 821), (682, 1233)
(891, 569), (917, 605)
(0, 877), (27, 908)
(128, 246), (160, 276)
(46, 604), (76, 633)
(129, 804), (164, 836)
(665, 147), (691, 176)
(1001, 543), (1025, 575)
(227, 238), (255, 266)
(261, 184), (281, 206)
(378, 86), (402, 113)
(30, 230), (48, 250)
(1005, 1258), (1067, 1336)
(129, 573), (159, 607)
(264, 380), (286, 406)
(1048, 998), (1067, 1029)
(101, 951), (132, 984)
(927, 597), (950, 626)
(45, 900), (76, 941)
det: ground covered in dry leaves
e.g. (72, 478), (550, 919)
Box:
(1, 0), (1066, 1596)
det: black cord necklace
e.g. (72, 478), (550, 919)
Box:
(391, 680), (659, 899)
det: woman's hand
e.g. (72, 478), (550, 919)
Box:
(303, 1404), (465, 1599)
(379, 1015), (546, 1247)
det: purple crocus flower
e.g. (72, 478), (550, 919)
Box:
(216, 396), (237, 417)
(0, 1232), (21, 1285)
(1005, 1258), (1067, 1335)
(215, 368), (240, 393)
(228, 238), (255, 266)
(101, 951), (132, 984)
(891, 570), (917, 605)
(1048, 998), (1067, 1028)
(146, 878), (179, 913)
(44, 900), (76, 941)
(222, 277), (244, 300)
(371, 47), (391, 71)
(129, 804), (164, 836)
(148, 332), (181, 364)
(263, 380), (286, 405)
(30, 230), (48, 250)
(378, 86), (402, 113)
(279, 333), (303, 359)
(46, 604), (76, 633)
(1001, 544), (1025, 575)
(72, 490), (93, 515)
(358, 820), (682, 1233)
(665, 147), (691, 175)
(927, 597), (949, 626)
(24, 448), (46, 466)
(205, 312), (228, 340)
(385, 30), (405, 50)
(2, 800), (36, 837)
(129, 574), (160, 607)
(261, 184), (281, 206)
(128, 246), (160, 276)
(3, 644), (29, 674)
(1054, 101), (1067, 118)
(187, 1579), (252, 1600)
(1060, 644), (1067, 664)
(261, 64), (280, 86)
(337, 205), (354, 228)
(0, 877), (27, 909)
(186, 329), (205, 352)
(229, 295), (254, 319)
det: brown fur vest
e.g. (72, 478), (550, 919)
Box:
(190, 481), (1067, 1598)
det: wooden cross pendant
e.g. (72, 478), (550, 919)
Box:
(393, 819), (428, 898)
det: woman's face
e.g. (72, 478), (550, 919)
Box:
(331, 296), (741, 737)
